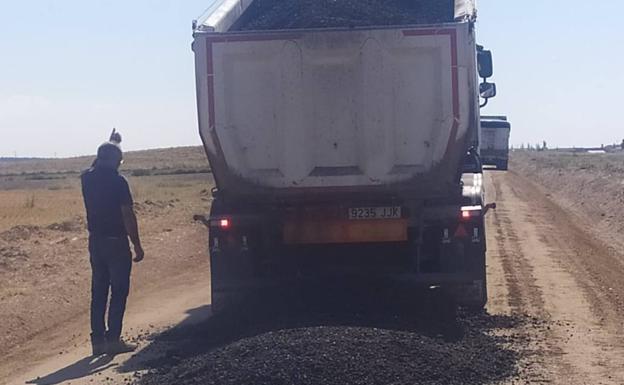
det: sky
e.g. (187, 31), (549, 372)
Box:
(1, 0), (623, 157)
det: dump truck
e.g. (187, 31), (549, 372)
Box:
(480, 116), (511, 170)
(192, 0), (498, 312)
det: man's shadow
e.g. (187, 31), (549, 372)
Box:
(26, 354), (116, 385)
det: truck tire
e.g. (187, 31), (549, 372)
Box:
(498, 160), (508, 171)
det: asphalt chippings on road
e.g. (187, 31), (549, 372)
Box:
(126, 281), (525, 385)
(232, 0), (455, 30)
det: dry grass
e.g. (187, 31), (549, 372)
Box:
(0, 147), (214, 232)
(511, 150), (624, 175)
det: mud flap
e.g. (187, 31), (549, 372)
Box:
(441, 234), (487, 310)
(453, 279), (487, 311)
(209, 234), (258, 314)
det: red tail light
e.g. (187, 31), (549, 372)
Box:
(460, 205), (482, 220)
(210, 218), (231, 229)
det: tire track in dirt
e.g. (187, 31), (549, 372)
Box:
(488, 176), (544, 314)
(485, 170), (624, 384)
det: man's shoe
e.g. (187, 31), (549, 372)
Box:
(106, 339), (137, 355)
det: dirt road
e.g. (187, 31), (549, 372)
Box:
(485, 170), (624, 384)
(4, 169), (624, 384)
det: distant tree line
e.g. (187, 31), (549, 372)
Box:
(512, 139), (624, 152)
(515, 141), (548, 151)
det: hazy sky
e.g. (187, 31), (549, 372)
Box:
(1, 0), (623, 157)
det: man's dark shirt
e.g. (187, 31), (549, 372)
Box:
(81, 166), (133, 237)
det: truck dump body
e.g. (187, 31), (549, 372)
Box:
(193, 0), (491, 312)
(193, 20), (479, 200)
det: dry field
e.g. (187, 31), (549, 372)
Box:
(0, 146), (214, 382)
(0, 146), (209, 232)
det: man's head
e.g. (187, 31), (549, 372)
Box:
(95, 142), (123, 169)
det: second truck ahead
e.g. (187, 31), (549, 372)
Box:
(192, 0), (498, 312)
(480, 116), (512, 170)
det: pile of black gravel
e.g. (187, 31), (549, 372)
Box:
(134, 285), (521, 385)
(232, 0), (456, 31)
(140, 323), (516, 385)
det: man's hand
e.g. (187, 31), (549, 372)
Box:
(121, 205), (143, 263)
(133, 244), (144, 263)
(109, 128), (122, 144)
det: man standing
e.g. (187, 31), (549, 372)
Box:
(81, 130), (144, 356)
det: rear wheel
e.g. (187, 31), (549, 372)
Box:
(497, 159), (508, 171)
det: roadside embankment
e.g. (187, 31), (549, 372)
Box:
(510, 151), (624, 248)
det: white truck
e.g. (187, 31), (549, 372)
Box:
(192, 0), (498, 312)
(480, 116), (511, 170)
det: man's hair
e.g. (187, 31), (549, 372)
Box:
(96, 142), (123, 167)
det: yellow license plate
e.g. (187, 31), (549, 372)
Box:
(283, 219), (408, 245)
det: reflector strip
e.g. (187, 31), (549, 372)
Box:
(454, 224), (468, 238)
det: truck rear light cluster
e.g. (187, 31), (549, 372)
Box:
(460, 205), (482, 220)
(210, 218), (231, 229)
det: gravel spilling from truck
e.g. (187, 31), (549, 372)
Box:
(135, 287), (524, 385)
(232, 0), (455, 30)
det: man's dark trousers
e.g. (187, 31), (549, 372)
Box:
(89, 235), (132, 344)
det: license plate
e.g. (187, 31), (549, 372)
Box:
(348, 206), (402, 220)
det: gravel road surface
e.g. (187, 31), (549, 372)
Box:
(5, 169), (624, 384)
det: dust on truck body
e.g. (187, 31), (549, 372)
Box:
(480, 116), (511, 170)
(192, 0), (497, 312)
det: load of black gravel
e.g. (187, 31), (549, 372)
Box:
(232, 0), (456, 31)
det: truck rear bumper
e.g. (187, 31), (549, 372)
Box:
(212, 272), (481, 295)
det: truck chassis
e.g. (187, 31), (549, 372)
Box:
(204, 185), (489, 314)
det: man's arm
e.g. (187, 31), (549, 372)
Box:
(121, 205), (144, 262)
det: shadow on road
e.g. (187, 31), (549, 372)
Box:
(26, 355), (116, 385)
(119, 282), (523, 385)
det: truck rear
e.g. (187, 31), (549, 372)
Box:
(480, 116), (511, 170)
(192, 0), (496, 312)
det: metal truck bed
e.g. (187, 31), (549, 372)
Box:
(193, 21), (479, 199)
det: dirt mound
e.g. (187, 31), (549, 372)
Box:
(233, 0), (455, 31)
(0, 225), (42, 242)
(0, 245), (29, 269)
(46, 218), (83, 232)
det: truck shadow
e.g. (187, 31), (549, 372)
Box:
(120, 284), (522, 384)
